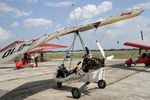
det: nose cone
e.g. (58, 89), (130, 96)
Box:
(139, 8), (144, 13)
(135, 8), (144, 14)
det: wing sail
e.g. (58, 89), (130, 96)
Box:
(124, 42), (150, 50)
(0, 8), (144, 63)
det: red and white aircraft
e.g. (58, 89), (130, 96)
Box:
(124, 42), (150, 67)
(0, 40), (67, 68)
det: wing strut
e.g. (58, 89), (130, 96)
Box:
(61, 31), (90, 69)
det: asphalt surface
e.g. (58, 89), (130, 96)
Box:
(0, 59), (150, 100)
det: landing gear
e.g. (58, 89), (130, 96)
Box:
(57, 82), (62, 88)
(145, 63), (150, 67)
(71, 80), (106, 98)
(71, 82), (90, 99)
(127, 64), (131, 67)
(98, 80), (106, 89)
(71, 88), (81, 99)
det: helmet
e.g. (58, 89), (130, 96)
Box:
(88, 54), (92, 58)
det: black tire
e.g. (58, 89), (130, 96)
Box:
(71, 88), (81, 99)
(16, 67), (20, 69)
(127, 64), (131, 67)
(98, 80), (106, 89)
(57, 82), (62, 88)
(145, 63), (150, 67)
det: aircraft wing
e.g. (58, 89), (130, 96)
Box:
(0, 8), (144, 63)
(0, 40), (25, 52)
(38, 42), (67, 48)
(26, 43), (68, 53)
(0, 40), (67, 52)
(26, 47), (66, 53)
(124, 42), (150, 50)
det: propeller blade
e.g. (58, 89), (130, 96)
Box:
(96, 40), (105, 58)
(106, 55), (114, 60)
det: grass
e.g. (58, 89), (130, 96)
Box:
(6, 49), (143, 64)
(45, 49), (140, 60)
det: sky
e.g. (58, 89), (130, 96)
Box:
(0, 0), (150, 50)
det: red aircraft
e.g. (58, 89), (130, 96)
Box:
(124, 42), (150, 67)
(0, 40), (67, 69)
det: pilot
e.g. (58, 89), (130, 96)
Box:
(148, 53), (150, 58)
(57, 64), (68, 78)
(142, 53), (147, 58)
(82, 53), (93, 72)
(34, 53), (39, 67)
(22, 53), (29, 64)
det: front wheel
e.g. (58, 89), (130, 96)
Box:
(71, 88), (81, 99)
(98, 80), (106, 89)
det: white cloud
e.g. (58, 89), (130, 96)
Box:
(11, 22), (19, 27)
(45, 1), (74, 7)
(98, 1), (112, 13)
(70, 7), (82, 19)
(133, 1), (150, 9)
(24, 18), (53, 29)
(0, 27), (15, 41)
(0, 2), (32, 17)
(82, 5), (99, 18)
(69, 1), (112, 19)
(100, 16), (150, 46)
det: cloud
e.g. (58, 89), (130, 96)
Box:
(99, 16), (150, 46)
(45, 1), (74, 7)
(24, 18), (53, 29)
(133, 1), (150, 9)
(0, 27), (15, 41)
(11, 22), (19, 27)
(69, 1), (112, 19)
(0, 2), (32, 17)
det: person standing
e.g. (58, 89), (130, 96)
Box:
(23, 53), (29, 64)
(34, 53), (39, 67)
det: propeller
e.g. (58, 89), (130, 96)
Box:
(106, 55), (114, 60)
(96, 40), (114, 60)
(96, 40), (105, 58)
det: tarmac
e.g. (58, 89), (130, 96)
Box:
(0, 59), (150, 100)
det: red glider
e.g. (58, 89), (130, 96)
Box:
(0, 40), (67, 69)
(124, 42), (150, 67)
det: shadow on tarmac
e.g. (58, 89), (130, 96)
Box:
(0, 79), (74, 100)
(0, 67), (14, 69)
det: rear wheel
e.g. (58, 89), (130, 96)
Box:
(57, 82), (62, 88)
(127, 64), (131, 67)
(98, 80), (106, 89)
(145, 63), (150, 67)
(71, 88), (81, 99)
